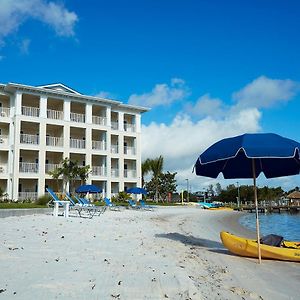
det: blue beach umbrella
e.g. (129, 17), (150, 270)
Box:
(75, 184), (102, 194)
(194, 133), (300, 263)
(126, 187), (147, 195)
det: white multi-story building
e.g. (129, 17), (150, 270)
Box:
(0, 82), (148, 201)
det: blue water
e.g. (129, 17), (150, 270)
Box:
(239, 212), (300, 241)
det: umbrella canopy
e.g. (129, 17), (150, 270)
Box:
(75, 184), (102, 193)
(126, 187), (147, 195)
(195, 133), (300, 179)
(194, 133), (300, 263)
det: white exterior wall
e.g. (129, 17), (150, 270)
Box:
(0, 83), (148, 201)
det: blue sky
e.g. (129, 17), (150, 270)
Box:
(1, 0), (300, 191)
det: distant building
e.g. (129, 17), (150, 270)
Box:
(0, 82), (148, 201)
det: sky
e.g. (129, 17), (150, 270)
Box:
(1, 0), (300, 192)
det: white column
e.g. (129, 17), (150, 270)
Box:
(118, 112), (124, 131)
(63, 125), (70, 158)
(135, 114), (141, 133)
(64, 99), (70, 121)
(86, 103), (92, 124)
(40, 95), (47, 118)
(106, 106), (111, 127)
(38, 121), (46, 197)
(15, 92), (22, 115)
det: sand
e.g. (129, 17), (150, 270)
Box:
(0, 207), (299, 300)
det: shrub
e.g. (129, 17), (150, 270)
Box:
(36, 195), (51, 206)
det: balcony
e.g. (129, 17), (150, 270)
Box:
(46, 136), (63, 147)
(124, 146), (136, 155)
(111, 168), (119, 177)
(0, 107), (10, 117)
(124, 123), (135, 132)
(92, 166), (106, 176)
(20, 133), (39, 145)
(111, 121), (118, 130)
(92, 116), (107, 126)
(19, 162), (39, 173)
(45, 163), (61, 174)
(18, 192), (38, 201)
(21, 106), (40, 117)
(124, 169), (137, 178)
(92, 140), (106, 151)
(47, 109), (64, 120)
(111, 145), (118, 154)
(0, 135), (8, 146)
(70, 138), (85, 149)
(70, 112), (85, 123)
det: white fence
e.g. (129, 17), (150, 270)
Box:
(20, 133), (39, 145)
(47, 109), (64, 120)
(70, 112), (85, 123)
(92, 140), (106, 150)
(19, 162), (39, 173)
(70, 138), (86, 149)
(92, 166), (106, 176)
(92, 116), (107, 126)
(0, 107), (10, 117)
(46, 136), (63, 147)
(22, 106), (40, 117)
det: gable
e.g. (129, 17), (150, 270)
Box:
(37, 83), (81, 95)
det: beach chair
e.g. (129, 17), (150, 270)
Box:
(104, 197), (121, 211)
(46, 188), (71, 217)
(73, 194), (105, 216)
(128, 199), (141, 209)
(140, 200), (154, 211)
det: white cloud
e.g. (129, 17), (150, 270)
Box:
(95, 91), (116, 99)
(142, 109), (261, 191)
(0, 0), (78, 46)
(233, 76), (299, 108)
(19, 38), (30, 54)
(128, 78), (189, 107)
(185, 93), (226, 117)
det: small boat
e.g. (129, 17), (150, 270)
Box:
(220, 231), (300, 262)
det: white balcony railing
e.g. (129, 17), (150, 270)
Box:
(0, 107), (10, 117)
(19, 162), (39, 173)
(46, 136), (63, 147)
(111, 168), (119, 177)
(18, 192), (38, 200)
(21, 106), (40, 117)
(0, 134), (8, 145)
(124, 146), (136, 155)
(45, 163), (61, 174)
(111, 144), (118, 154)
(124, 169), (137, 178)
(92, 116), (107, 126)
(92, 140), (106, 150)
(47, 109), (64, 120)
(92, 166), (106, 176)
(20, 133), (39, 145)
(124, 123), (135, 132)
(111, 121), (118, 130)
(70, 112), (85, 123)
(70, 138), (85, 149)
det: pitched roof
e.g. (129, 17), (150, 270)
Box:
(287, 191), (300, 199)
(37, 83), (81, 95)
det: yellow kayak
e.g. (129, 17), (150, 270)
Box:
(220, 231), (300, 262)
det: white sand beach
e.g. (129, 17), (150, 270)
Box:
(0, 207), (299, 300)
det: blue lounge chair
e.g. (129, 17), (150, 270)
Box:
(46, 188), (71, 217)
(73, 194), (105, 216)
(104, 198), (121, 211)
(128, 199), (141, 209)
(140, 200), (154, 211)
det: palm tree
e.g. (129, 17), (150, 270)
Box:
(141, 158), (152, 187)
(149, 155), (164, 201)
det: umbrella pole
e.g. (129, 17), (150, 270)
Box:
(252, 159), (262, 264)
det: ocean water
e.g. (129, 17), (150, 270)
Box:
(239, 212), (300, 241)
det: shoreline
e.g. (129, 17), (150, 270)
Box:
(0, 207), (299, 299)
